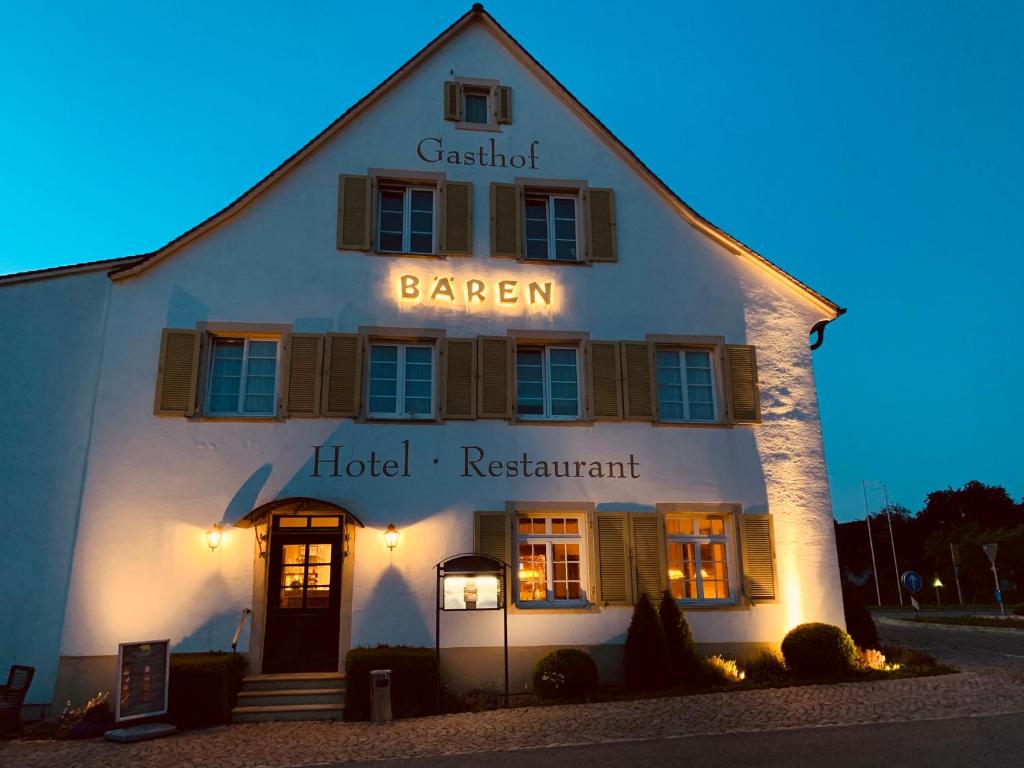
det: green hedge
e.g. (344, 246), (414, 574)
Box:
(781, 623), (857, 679)
(532, 649), (599, 700)
(344, 646), (438, 720)
(168, 652), (247, 728)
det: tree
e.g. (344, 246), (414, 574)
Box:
(623, 593), (667, 691)
(658, 591), (697, 685)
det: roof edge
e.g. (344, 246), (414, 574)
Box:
(0, 255), (145, 287)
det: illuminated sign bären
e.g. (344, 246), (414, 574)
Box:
(397, 274), (555, 308)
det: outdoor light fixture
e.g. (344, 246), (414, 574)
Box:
(207, 524), (224, 551)
(383, 524), (400, 551)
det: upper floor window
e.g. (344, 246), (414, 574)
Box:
(666, 515), (732, 602)
(656, 348), (717, 422)
(463, 87), (490, 124)
(378, 185), (435, 255)
(524, 193), (579, 261)
(517, 514), (587, 605)
(367, 342), (434, 419)
(206, 337), (278, 417)
(516, 345), (580, 419)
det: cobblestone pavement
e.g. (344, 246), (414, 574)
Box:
(3, 620), (1023, 768)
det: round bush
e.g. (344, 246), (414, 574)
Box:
(532, 649), (599, 700)
(781, 622), (857, 679)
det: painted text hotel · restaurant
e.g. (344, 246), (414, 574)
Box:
(0, 5), (847, 718)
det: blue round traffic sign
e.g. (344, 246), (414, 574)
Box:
(901, 571), (923, 594)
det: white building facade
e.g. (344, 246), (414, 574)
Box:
(0, 6), (846, 713)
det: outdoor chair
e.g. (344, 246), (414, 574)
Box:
(0, 665), (35, 735)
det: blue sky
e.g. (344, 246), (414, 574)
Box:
(2, 1), (1021, 521)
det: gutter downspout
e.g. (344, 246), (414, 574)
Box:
(810, 307), (848, 350)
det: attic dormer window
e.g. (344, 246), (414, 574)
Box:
(444, 79), (512, 129)
(463, 89), (490, 124)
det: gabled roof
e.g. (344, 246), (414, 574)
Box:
(1, 4), (844, 319)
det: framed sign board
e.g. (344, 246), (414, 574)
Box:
(442, 574), (500, 610)
(115, 639), (171, 722)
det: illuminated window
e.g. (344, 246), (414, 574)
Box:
(378, 185), (436, 255)
(516, 345), (580, 419)
(666, 516), (732, 602)
(516, 514), (587, 605)
(205, 336), (278, 417)
(524, 193), (579, 261)
(367, 343), (434, 419)
(656, 348), (717, 422)
(279, 542), (333, 609)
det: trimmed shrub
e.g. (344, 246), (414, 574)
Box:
(532, 649), (599, 700)
(781, 623), (857, 679)
(658, 590), (697, 686)
(344, 646), (438, 720)
(841, 581), (879, 649)
(742, 648), (788, 683)
(623, 592), (668, 691)
(168, 652), (248, 728)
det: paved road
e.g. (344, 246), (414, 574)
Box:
(358, 712), (1024, 768)
(877, 615), (1024, 673)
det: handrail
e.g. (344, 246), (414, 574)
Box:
(231, 608), (252, 654)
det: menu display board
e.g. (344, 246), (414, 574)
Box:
(115, 639), (170, 722)
(442, 574), (500, 610)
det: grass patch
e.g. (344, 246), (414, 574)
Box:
(903, 615), (1024, 630)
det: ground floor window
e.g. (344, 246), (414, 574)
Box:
(666, 515), (732, 602)
(516, 514), (587, 605)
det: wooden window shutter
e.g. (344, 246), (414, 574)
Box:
(442, 338), (476, 419)
(496, 85), (512, 124)
(321, 333), (362, 418)
(490, 182), (521, 258)
(596, 513), (632, 605)
(444, 81), (462, 121)
(336, 174), (372, 251)
(284, 334), (323, 418)
(588, 340), (622, 420)
(441, 181), (473, 256)
(154, 328), (200, 416)
(477, 336), (512, 418)
(474, 511), (511, 605)
(630, 514), (667, 602)
(741, 513), (777, 602)
(621, 341), (655, 421)
(726, 344), (761, 423)
(585, 188), (617, 262)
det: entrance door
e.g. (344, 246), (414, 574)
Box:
(263, 516), (344, 673)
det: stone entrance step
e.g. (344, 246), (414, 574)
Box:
(232, 672), (346, 722)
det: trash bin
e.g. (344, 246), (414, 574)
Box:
(370, 669), (392, 723)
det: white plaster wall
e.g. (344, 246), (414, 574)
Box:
(0, 271), (111, 704)
(56, 21), (844, 670)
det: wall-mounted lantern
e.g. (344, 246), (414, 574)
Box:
(383, 524), (400, 551)
(207, 524), (224, 552)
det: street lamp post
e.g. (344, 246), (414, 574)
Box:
(881, 483), (903, 607)
(862, 481), (882, 606)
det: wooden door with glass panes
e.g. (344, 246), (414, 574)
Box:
(264, 515), (344, 673)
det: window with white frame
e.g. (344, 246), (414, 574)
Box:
(377, 185), (436, 254)
(666, 515), (732, 602)
(656, 348), (717, 422)
(517, 514), (587, 605)
(515, 345), (580, 419)
(367, 342), (434, 419)
(205, 336), (279, 416)
(524, 193), (579, 261)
